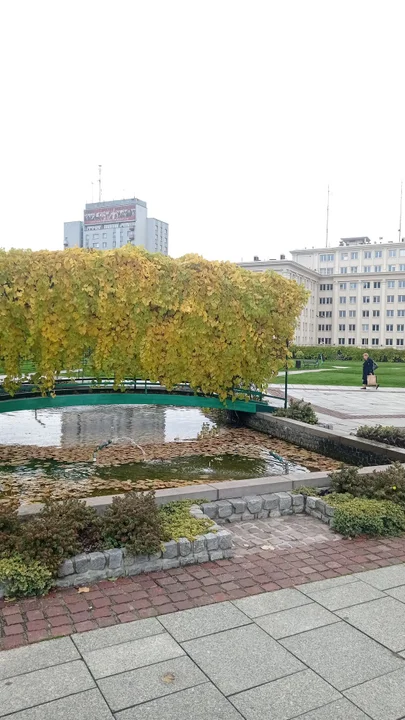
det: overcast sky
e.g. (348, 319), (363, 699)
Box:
(1, 0), (404, 262)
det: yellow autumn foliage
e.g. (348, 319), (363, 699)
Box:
(0, 247), (308, 399)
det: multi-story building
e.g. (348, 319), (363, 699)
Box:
(64, 198), (168, 255)
(240, 236), (405, 348)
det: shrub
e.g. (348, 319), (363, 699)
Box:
(330, 463), (405, 506)
(0, 500), (19, 557)
(275, 398), (318, 425)
(357, 425), (405, 448)
(0, 555), (53, 597)
(291, 486), (321, 496)
(15, 499), (102, 575)
(290, 345), (405, 363)
(102, 491), (162, 556)
(328, 497), (405, 537)
(160, 501), (213, 541)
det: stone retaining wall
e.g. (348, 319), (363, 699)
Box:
(244, 412), (405, 466)
(202, 491), (305, 523)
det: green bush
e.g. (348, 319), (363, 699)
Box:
(291, 486), (321, 496)
(0, 555), (53, 597)
(160, 501), (213, 541)
(330, 463), (405, 506)
(328, 497), (405, 537)
(0, 500), (19, 557)
(357, 425), (405, 448)
(290, 345), (405, 362)
(102, 491), (163, 557)
(275, 398), (318, 425)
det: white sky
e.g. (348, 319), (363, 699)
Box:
(1, 0), (404, 262)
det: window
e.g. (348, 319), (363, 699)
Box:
(373, 296), (380, 303)
(338, 338), (345, 345)
(319, 310), (332, 317)
(320, 283), (333, 291)
(364, 251), (372, 258)
(93, 242), (99, 248)
(388, 265), (396, 272)
(372, 338), (379, 346)
(349, 310), (356, 317)
(349, 296), (356, 304)
(389, 249), (397, 257)
(387, 295), (395, 303)
(351, 251), (358, 259)
(112, 240), (116, 248)
(362, 324), (369, 331)
(397, 339), (404, 346)
(349, 324), (356, 331)
(373, 310), (380, 317)
(363, 266), (371, 273)
(372, 324), (380, 331)
(399, 296), (405, 302)
(320, 253), (334, 262)
(350, 282), (357, 289)
(386, 338), (393, 346)
(318, 338), (332, 345)
(348, 337), (356, 345)
(398, 310), (405, 317)
(339, 324), (346, 331)
(400, 249), (405, 256)
(318, 324), (332, 331)
(339, 310), (346, 318)
(386, 324), (394, 332)
(400, 265), (405, 271)
(374, 265), (382, 272)
(320, 297), (333, 304)
(375, 250), (382, 258)
(341, 253), (349, 260)
(363, 296), (370, 303)
(363, 310), (370, 317)
(86, 234), (90, 240)
(397, 324), (405, 332)
(362, 338), (369, 345)
(339, 283), (347, 290)
(363, 282), (370, 288)
(93, 234), (99, 240)
(102, 242), (107, 248)
(350, 267), (358, 273)
(387, 309), (395, 317)
(340, 267), (348, 274)
(373, 281), (381, 288)
(102, 233), (107, 239)
(339, 297), (346, 304)
(388, 280), (395, 288)
(326, 268), (333, 275)
(399, 281), (405, 288)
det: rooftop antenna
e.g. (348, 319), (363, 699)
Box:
(98, 165), (102, 202)
(325, 185), (330, 247)
(399, 180), (403, 243)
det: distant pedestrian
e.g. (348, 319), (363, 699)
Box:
(362, 353), (378, 389)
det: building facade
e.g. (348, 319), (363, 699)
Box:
(240, 236), (405, 348)
(64, 198), (168, 255)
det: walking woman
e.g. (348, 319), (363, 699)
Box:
(362, 353), (378, 389)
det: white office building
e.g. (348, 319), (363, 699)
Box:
(240, 236), (405, 348)
(64, 198), (168, 255)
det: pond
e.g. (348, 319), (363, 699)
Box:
(0, 405), (340, 503)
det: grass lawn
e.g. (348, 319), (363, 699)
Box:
(273, 360), (405, 387)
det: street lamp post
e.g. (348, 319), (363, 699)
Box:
(284, 340), (289, 409)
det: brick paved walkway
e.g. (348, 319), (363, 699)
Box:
(231, 514), (341, 554)
(2, 516), (405, 652)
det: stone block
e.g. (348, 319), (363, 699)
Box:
(162, 540), (178, 559)
(269, 509), (281, 518)
(205, 532), (219, 551)
(216, 500), (232, 518)
(241, 510), (255, 521)
(74, 553), (90, 574)
(193, 535), (206, 554)
(179, 555), (196, 566)
(229, 498), (247, 514)
(162, 558), (180, 570)
(89, 552), (106, 571)
(261, 493), (280, 511)
(310, 509), (323, 520)
(58, 559), (74, 578)
(306, 496), (317, 509)
(104, 548), (123, 569)
(196, 552), (210, 563)
(315, 499), (327, 514)
(243, 495), (263, 514)
(325, 504), (335, 517)
(278, 492), (292, 512)
(257, 509), (269, 519)
(106, 567), (125, 579)
(217, 529), (233, 550)
(227, 513), (242, 523)
(202, 502), (218, 519)
(291, 493), (304, 507)
(209, 550), (224, 561)
(178, 537), (192, 557)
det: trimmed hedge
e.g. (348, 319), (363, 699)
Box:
(356, 425), (405, 448)
(326, 494), (405, 537)
(274, 398), (318, 425)
(330, 463), (405, 506)
(290, 345), (405, 362)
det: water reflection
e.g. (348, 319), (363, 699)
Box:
(0, 405), (215, 447)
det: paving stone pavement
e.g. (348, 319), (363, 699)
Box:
(3, 566), (405, 718)
(231, 513), (342, 554)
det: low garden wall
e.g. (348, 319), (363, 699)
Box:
(243, 412), (405, 466)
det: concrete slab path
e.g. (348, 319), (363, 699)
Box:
(3, 564), (405, 718)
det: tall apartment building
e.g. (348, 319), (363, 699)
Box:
(64, 198), (168, 255)
(240, 236), (405, 348)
